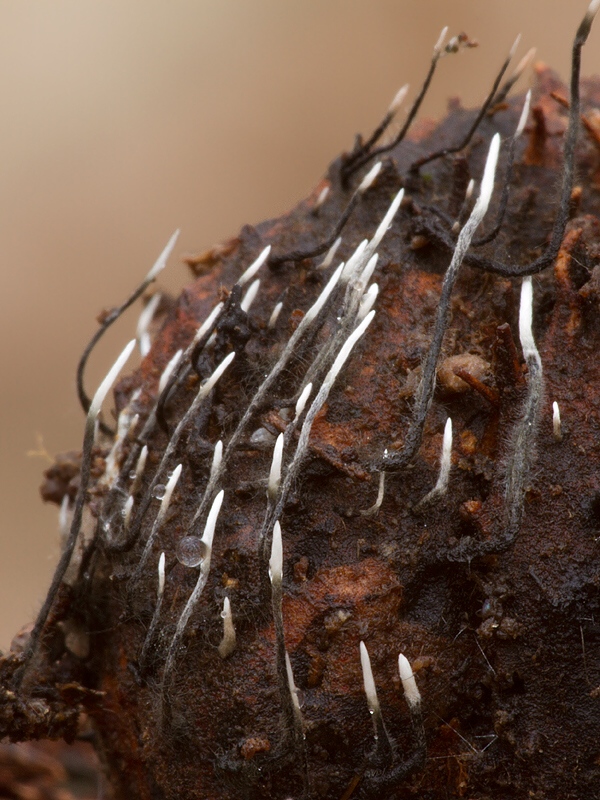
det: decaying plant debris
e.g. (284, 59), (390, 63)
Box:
(2, 3), (600, 798)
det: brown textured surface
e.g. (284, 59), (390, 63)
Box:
(3, 64), (600, 799)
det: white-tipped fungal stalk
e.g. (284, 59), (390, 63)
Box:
(418, 417), (453, 507)
(398, 653), (421, 709)
(294, 383), (312, 421)
(158, 349), (184, 395)
(553, 401), (562, 442)
(268, 301), (283, 329)
(135, 464), (183, 577)
(237, 244), (271, 287)
(240, 278), (261, 313)
(267, 434), (284, 502)
(357, 161), (382, 193)
(388, 83), (410, 115)
(359, 641), (381, 721)
(88, 340), (137, 424)
(164, 490), (225, 682)
(146, 229), (180, 282)
(313, 185), (330, 211)
(317, 236), (342, 270)
(285, 651), (303, 725)
(269, 520), (283, 586)
(357, 283), (379, 323)
(218, 596), (236, 659)
(137, 293), (162, 357)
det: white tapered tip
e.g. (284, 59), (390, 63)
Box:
(161, 464), (182, 513)
(147, 229), (180, 281)
(357, 283), (379, 322)
(314, 185), (330, 210)
(295, 383), (312, 420)
(398, 653), (421, 708)
(358, 161), (382, 193)
(515, 90), (531, 138)
(269, 520), (283, 585)
(359, 641), (380, 715)
(158, 349), (183, 394)
(89, 339), (136, 420)
(267, 433), (284, 501)
(268, 301), (283, 329)
(200, 351), (235, 398)
(318, 236), (342, 271)
(240, 278), (260, 313)
(586, 0), (600, 23)
(388, 83), (409, 115)
(473, 133), (500, 219)
(519, 276), (537, 359)
(509, 34), (522, 61)
(210, 440), (223, 477)
(434, 26), (448, 55)
(237, 245), (271, 287)
(553, 401), (562, 441)
(158, 552), (166, 597)
(201, 489), (225, 552)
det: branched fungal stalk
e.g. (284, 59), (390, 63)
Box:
(382, 132), (500, 474)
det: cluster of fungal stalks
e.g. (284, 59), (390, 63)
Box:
(3, 2), (600, 798)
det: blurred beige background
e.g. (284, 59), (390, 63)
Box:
(0, 1), (598, 650)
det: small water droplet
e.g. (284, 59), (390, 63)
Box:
(176, 536), (207, 567)
(102, 521), (110, 533)
(152, 484), (167, 500)
(129, 470), (137, 481)
(120, 507), (128, 518)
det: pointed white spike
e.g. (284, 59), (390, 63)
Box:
(133, 445), (148, 488)
(89, 339), (136, 421)
(473, 133), (501, 221)
(158, 349), (183, 394)
(317, 236), (342, 271)
(240, 279), (261, 313)
(201, 489), (225, 554)
(192, 302), (224, 345)
(295, 383), (312, 420)
(322, 311), (375, 394)
(268, 301), (283, 329)
(198, 352), (235, 399)
(218, 596), (236, 658)
(586, 0), (600, 24)
(123, 495), (134, 530)
(285, 651), (303, 719)
(553, 401), (562, 442)
(357, 284), (379, 323)
(341, 239), (368, 283)
(368, 189), (405, 254)
(511, 47), (536, 81)
(237, 245), (271, 287)
(137, 293), (162, 357)
(388, 83), (410, 115)
(519, 277), (539, 361)
(398, 653), (421, 708)
(433, 26), (448, 55)
(58, 494), (70, 539)
(435, 417), (453, 494)
(146, 229), (180, 282)
(465, 179), (475, 201)
(359, 641), (381, 717)
(304, 263), (344, 324)
(515, 90), (531, 138)
(358, 161), (382, 193)
(160, 464), (182, 515)
(209, 440), (223, 482)
(509, 34), (522, 61)
(268, 434), (284, 502)
(158, 552), (166, 597)
(269, 520), (283, 586)
(314, 185), (330, 210)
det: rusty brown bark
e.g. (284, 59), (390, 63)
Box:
(2, 24), (600, 800)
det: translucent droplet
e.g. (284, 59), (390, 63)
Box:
(176, 536), (207, 567)
(152, 484), (167, 500)
(129, 470), (137, 481)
